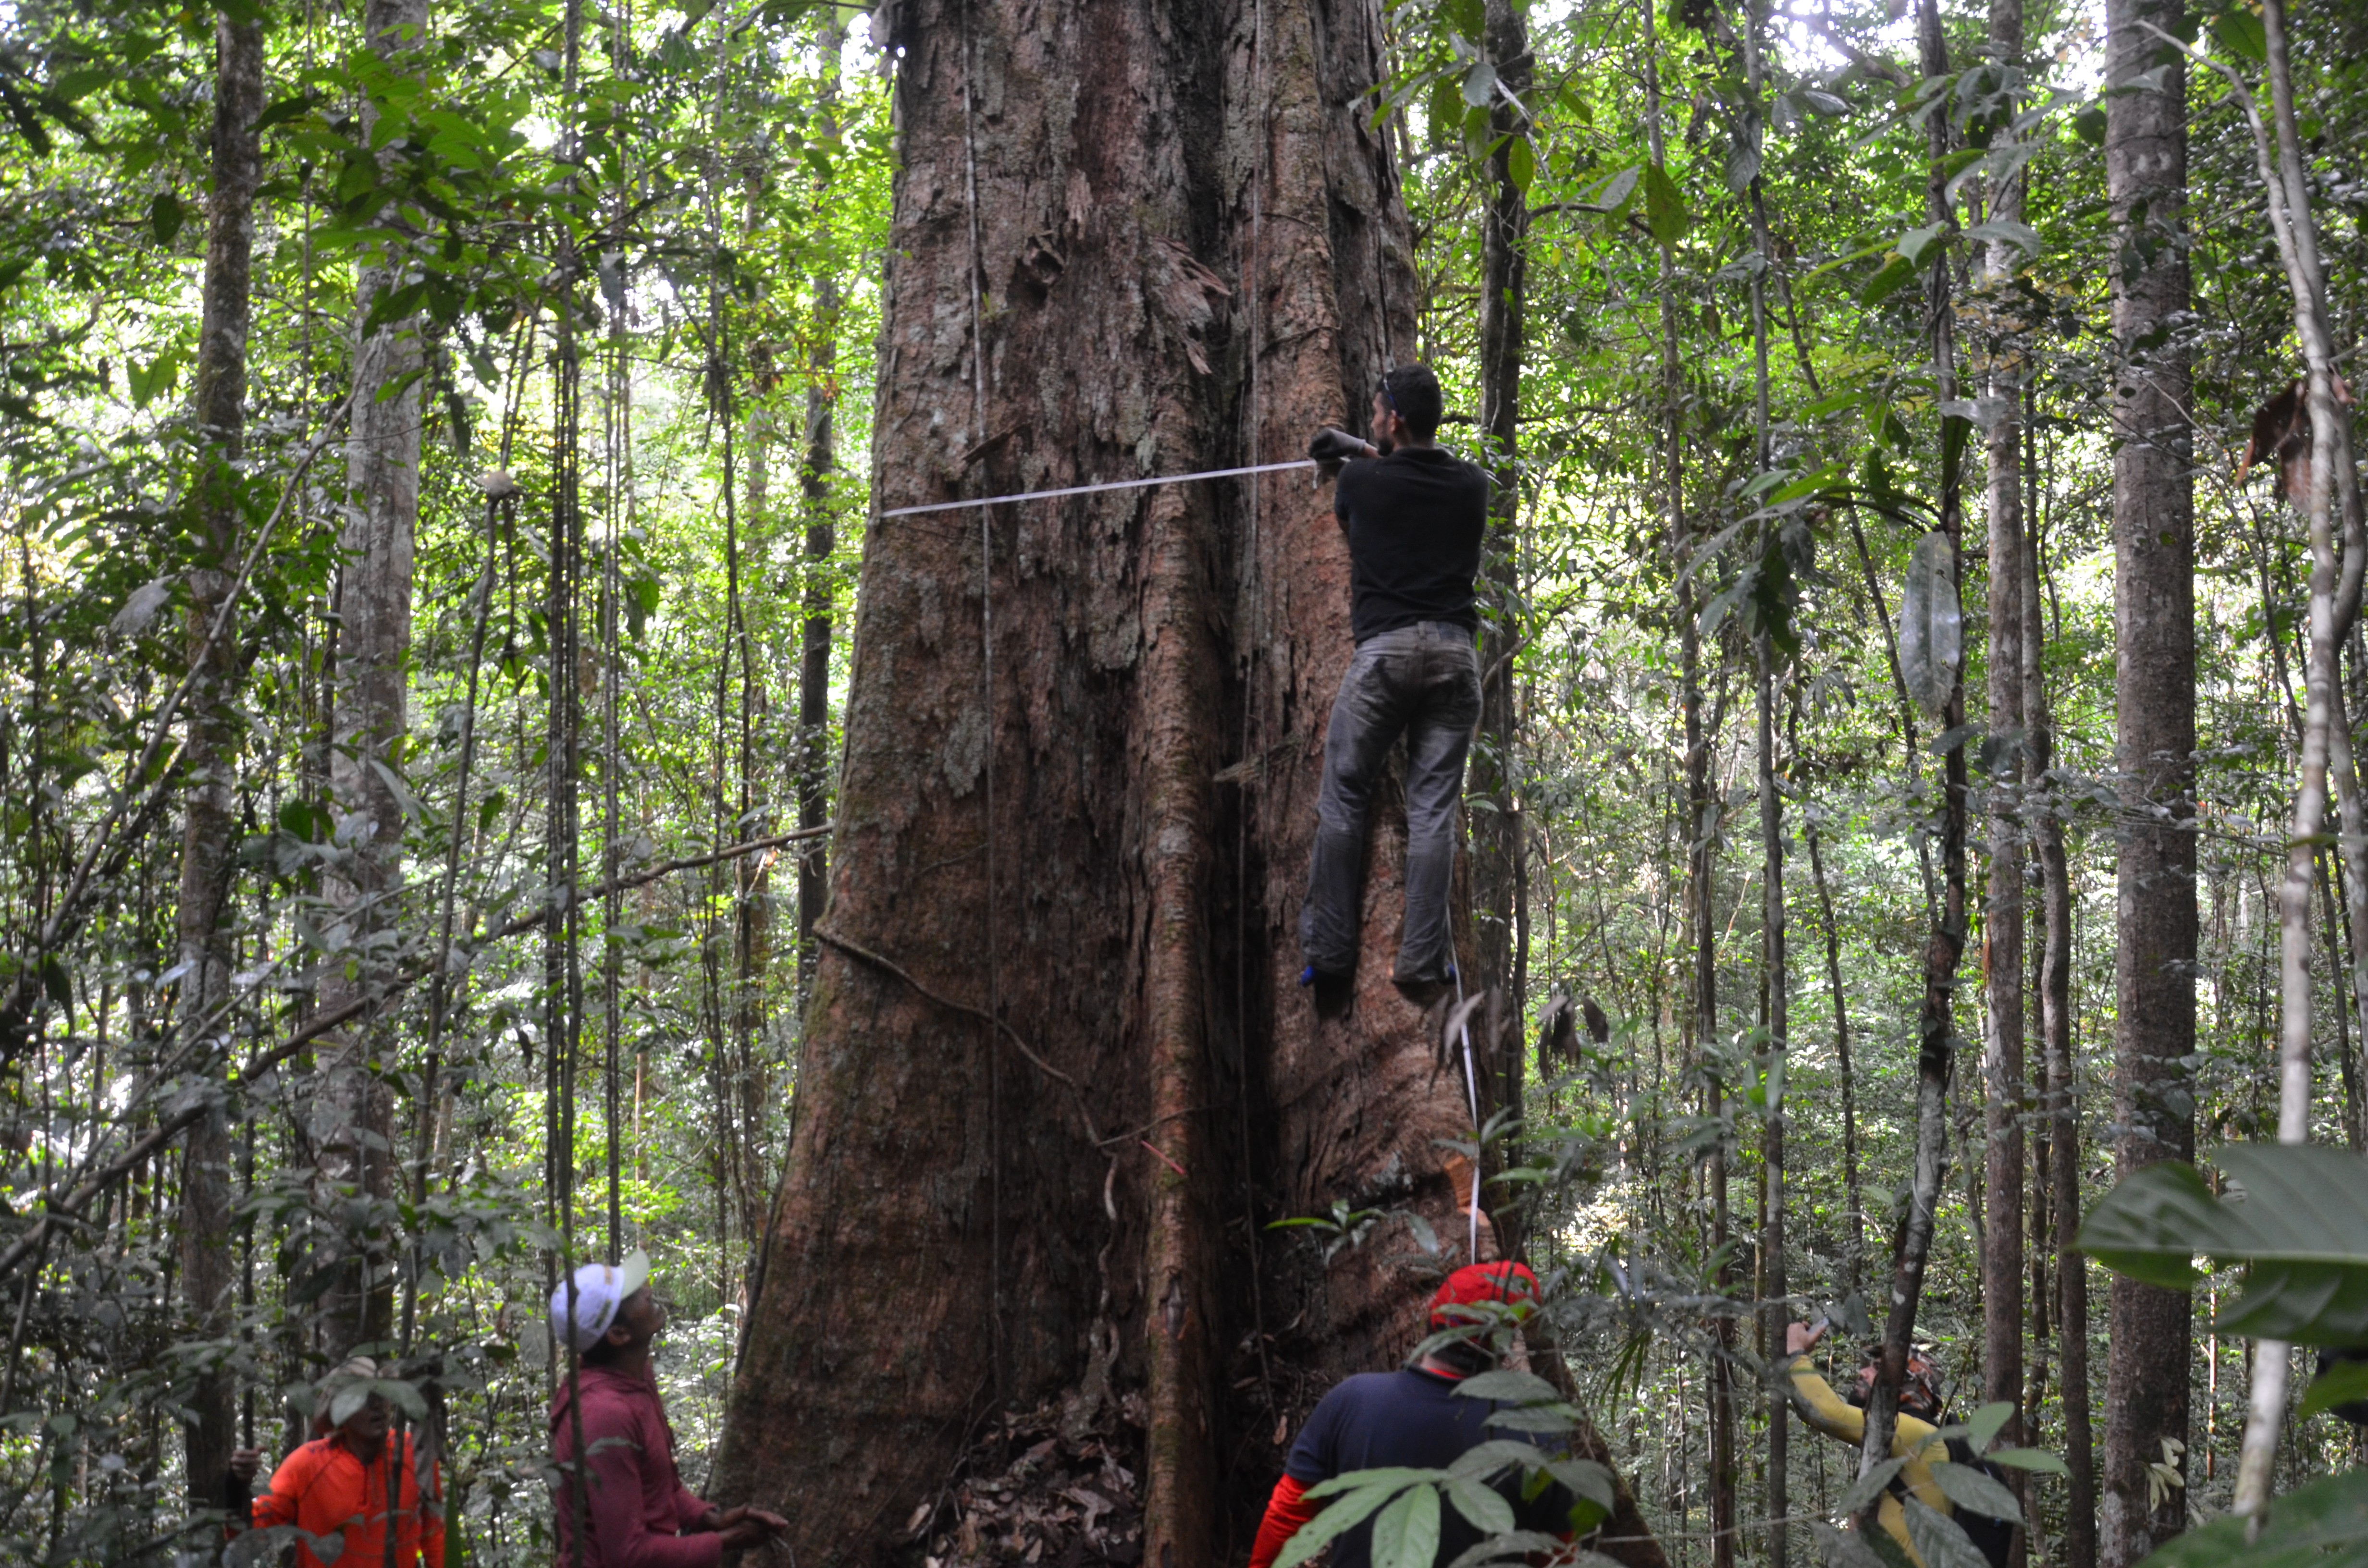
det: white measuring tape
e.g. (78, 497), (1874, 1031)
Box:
(880, 458), (1318, 518)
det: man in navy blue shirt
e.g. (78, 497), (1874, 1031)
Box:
(1246, 1263), (1576, 1568)
(1301, 364), (1489, 1004)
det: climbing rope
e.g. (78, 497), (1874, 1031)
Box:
(1451, 968), (1485, 1263)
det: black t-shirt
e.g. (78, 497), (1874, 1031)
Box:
(1333, 447), (1489, 642)
(1283, 1369), (1576, 1568)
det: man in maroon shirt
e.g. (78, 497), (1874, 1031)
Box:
(548, 1252), (786, 1567)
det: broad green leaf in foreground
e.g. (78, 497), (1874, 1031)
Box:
(2134, 1468), (2368, 1568)
(2078, 1144), (2368, 1343)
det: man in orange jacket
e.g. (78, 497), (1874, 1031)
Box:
(229, 1357), (443, 1568)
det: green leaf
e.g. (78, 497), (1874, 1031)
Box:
(2081, 1146), (2368, 1339)
(1725, 140), (1760, 194)
(39, 954), (71, 1008)
(1812, 1521), (1892, 1568)
(255, 93), (317, 133)
(1482, 1403), (1579, 1433)
(1859, 254), (1917, 307)
(1836, 1456), (1908, 1518)
(128, 344), (183, 410)
(1928, 1461), (2022, 1525)
(148, 192), (184, 246)
(1770, 461), (1843, 505)
(1445, 1477), (1516, 1536)
(1463, 62), (1497, 110)
(1961, 1400), (2015, 1455)
(2296, 1359), (2368, 1421)
(1430, 75), (1464, 148)
(1984, 1447), (2070, 1476)
(1962, 218), (2041, 258)
(1304, 1467), (1435, 1501)
(2133, 1468), (2368, 1567)
(1274, 1479), (1404, 1568)
(2211, 7), (2266, 61)
(1901, 1499), (1991, 1568)
(1588, 164), (1642, 214)
(369, 1377), (431, 1423)
(1449, 1439), (1549, 1481)
(1442, 0), (1484, 40)
(1506, 135), (1535, 194)
(1370, 1483), (1441, 1568)
(1455, 1369), (1564, 1405)
(1543, 1458), (1616, 1514)
(1642, 162), (1688, 245)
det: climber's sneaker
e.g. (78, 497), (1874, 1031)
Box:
(1393, 961), (1457, 1007)
(1299, 964), (1353, 1017)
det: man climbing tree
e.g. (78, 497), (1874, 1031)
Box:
(1301, 364), (1489, 1004)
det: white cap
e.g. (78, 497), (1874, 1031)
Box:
(548, 1249), (652, 1354)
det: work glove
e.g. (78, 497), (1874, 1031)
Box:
(1308, 426), (1372, 484)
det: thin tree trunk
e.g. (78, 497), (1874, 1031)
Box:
(2101, 0), (2195, 1554)
(316, 0), (429, 1362)
(1734, 0), (1787, 1555)
(795, 18), (844, 999)
(1862, 0), (1967, 1509)
(1805, 821), (1861, 1291)
(2228, 0), (2367, 1518)
(1641, 0), (1729, 1557)
(1982, 0), (2028, 1549)
(177, 0), (264, 1523)
(1472, 0), (1529, 1012)
(2029, 453), (2093, 1568)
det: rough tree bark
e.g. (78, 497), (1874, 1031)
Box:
(1980, 0), (2027, 1548)
(315, 0), (428, 1360)
(710, 3), (1667, 1566)
(177, 0), (264, 1519)
(2101, 0), (2195, 1556)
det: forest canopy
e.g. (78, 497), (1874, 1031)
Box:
(0, 0), (2363, 1565)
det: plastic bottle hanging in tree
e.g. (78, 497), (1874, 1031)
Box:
(1897, 530), (1960, 719)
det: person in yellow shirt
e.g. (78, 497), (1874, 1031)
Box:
(1779, 1321), (2010, 1568)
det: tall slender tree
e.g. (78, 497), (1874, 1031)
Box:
(1862, 0), (1969, 1505)
(796, 17), (845, 994)
(2029, 426), (2094, 1568)
(2100, 0), (2195, 1556)
(1980, 0), (2029, 1551)
(177, 0), (265, 1519)
(315, 0), (430, 1360)
(1473, 0), (1531, 1019)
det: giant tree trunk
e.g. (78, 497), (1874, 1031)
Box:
(2101, 0), (2195, 1558)
(177, 0), (264, 1519)
(315, 0), (429, 1361)
(711, 4), (1665, 1566)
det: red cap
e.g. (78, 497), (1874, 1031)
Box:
(1428, 1262), (1541, 1328)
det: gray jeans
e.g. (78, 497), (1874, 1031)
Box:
(1299, 621), (1482, 983)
